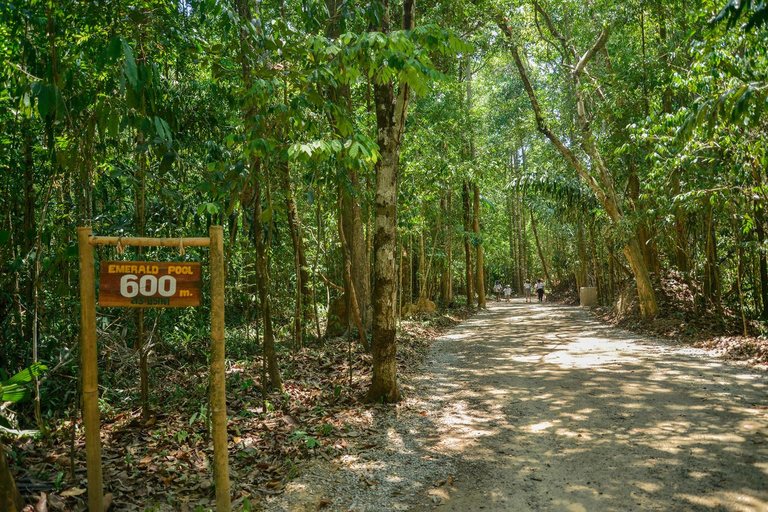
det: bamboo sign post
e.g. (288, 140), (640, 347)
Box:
(77, 226), (231, 511)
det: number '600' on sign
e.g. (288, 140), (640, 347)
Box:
(98, 261), (202, 308)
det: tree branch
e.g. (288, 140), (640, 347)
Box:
(574, 27), (610, 77)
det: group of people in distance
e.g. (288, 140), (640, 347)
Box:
(493, 279), (546, 303)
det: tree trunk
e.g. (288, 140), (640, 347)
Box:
(325, 0), (372, 332)
(236, 0), (283, 391)
(517, 191), (526, 290)
(439, 189), (453, 305)
(340, 171), (371, 331)
(367, 145), (402, 403)
(473, 183), (486, 307)
(0, 442), (23, 512)
(279, 161), (312, 345)
(506, 152), (517, 291)
(251, 173), (283, 391)
(730, 204), (748, 336)
(576, 223), (588, 290)
(589, 223), (603, 304)
(628, 168), (660, 276)
(462, 180), (474, 306)
(754, 203), (768, 318)
(703, 203), (721, 312)
(339, 205), (369, 352)
(365, 0), (414, 404)
(530, 210), (550, 282)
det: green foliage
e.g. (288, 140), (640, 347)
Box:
(0, 363), (48, 404)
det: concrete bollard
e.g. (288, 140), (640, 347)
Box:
(580, 287), (598, 307)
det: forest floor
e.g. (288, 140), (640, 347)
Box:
(270, 299), (768, 512)
(11, 300), (768, 511)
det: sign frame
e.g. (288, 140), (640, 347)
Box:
(77, 228), (231, 512)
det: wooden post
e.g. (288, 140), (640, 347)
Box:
(209, 226), (231, 511)
(76, 227), (104, 512)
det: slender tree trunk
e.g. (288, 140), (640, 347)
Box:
(517, 191), (526, 290)
(325, 0), (372, 332)
(576, 223), (588, 290)
(251, 172), (283, 391)
(589, 223), (603, 304)
(703, 203), (721, 313)
(279, 161), (311, 345)
(530, 210), (550, 282)
(445, 192), (453, 306)
(462, 180), (474, 305)
(506, 152), (517, 291)
(339, 205), (369, 352)
(22, 117), (35, 348)
(754, 203), (768, 318)
(473, 183), (486, 307)
(439, 190), (451, 305)
(341, 173), (371, 331)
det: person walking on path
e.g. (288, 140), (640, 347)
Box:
(524, 279), (532, 303)
(503, 284), (512, 302)
(494, 282), (503, 301)
(535, 279), (545, 302)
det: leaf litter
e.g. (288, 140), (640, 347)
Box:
(10, 307), (475, 511)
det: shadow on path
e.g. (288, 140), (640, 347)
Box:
(401, 300), (768, 511)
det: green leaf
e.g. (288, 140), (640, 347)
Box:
(121, 38), (140, 90)
(1, 384), (29, 403)
(4, 363), (48, 386)
(36, 84), (55, 118)
(0, 230), (10, 245)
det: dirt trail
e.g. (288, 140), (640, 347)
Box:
(271, 300), (768, 511)
(412, 300), (768, 511)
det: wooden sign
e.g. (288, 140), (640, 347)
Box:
(98, 261), (202, 307)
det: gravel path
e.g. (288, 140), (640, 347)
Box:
(268, 300), (768, 511)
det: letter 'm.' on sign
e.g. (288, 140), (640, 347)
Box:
(99, 261), (202, 307)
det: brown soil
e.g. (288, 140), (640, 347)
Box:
(275, 299), (768, 511)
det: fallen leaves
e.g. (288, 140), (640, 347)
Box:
(10, 307), (476, 510)
(59, 488), (86, 498)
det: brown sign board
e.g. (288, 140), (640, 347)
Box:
(98, 261), (202, 307)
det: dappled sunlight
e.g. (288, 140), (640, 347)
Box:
(409, 300), (768, 511)
(525, 420), (557, 433)
(679, 490), (768, 511)
(443, 332), (470, 340)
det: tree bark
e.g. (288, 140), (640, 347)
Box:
(339, 205), (369, 352)
(462, 180), (474, 305)
(279, 160), (312, 345)
(589, 223), (603, 304)
(0, 442), (23, 512)
(754, 203), (768, 318)
(473, 183), (486, 307)
(365, 0), (414, 404)
(530, 210), (550, 282)
(251, 172), (283, 391)
(576, 223), (588, 290)
(439, 188), (453, 305)
(325, 0), (372, 332)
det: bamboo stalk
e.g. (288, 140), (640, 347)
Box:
(76, 227), (104, 512)
(89, 236), (210, 247)
(209, 226), (231, 512)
